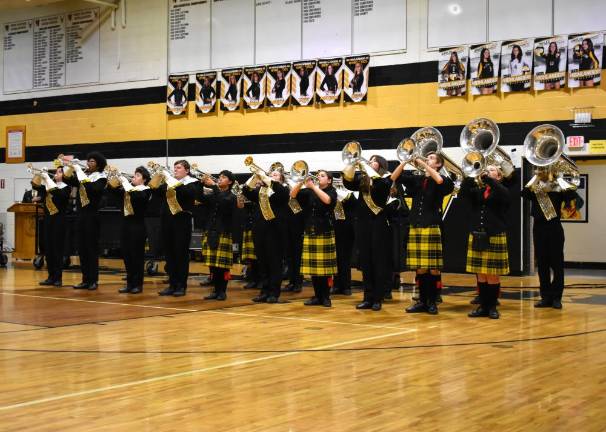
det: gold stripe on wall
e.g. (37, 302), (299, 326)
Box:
(1, 79), (605, 148)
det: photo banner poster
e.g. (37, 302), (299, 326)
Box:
(266, 63), (292, 108)
(561, 174), (588, 223)
(438, 46), (468, 97)
(292, 60), (316, 106)
(166, 74), (189, 115)
(219, 68), (243, 112)
(470, 42), (501, 96)
(533, 35), (567, 91)
(469, 42), (501, 96)
(500, 39), (533, 93)
(343, 55), (370, 103)
(316, 57), (343, 105)
(243, 65), (267, 110)
(195, 71), (217, 115)
(568, 32), (603, 88)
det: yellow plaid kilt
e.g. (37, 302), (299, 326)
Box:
(406, 225), (444, 270)
(466, 232), (510, 275)
(241, 229), (256, 260)
(201, 231), (233, 268)
(300, 230), (337, 276)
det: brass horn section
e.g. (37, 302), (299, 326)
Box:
(460, 118), (514, 179)
(27, 163), (48, 187)
(289, 160), (319, 185)
(190, 163), (218, 183)
(341, 141), (381, 179)
(106, 166), (134, 188)
(461, 151), (486, 178)
(57, 154), (88, 178)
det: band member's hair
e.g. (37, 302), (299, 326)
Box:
(369, 155), (388, 175)
(316, 169), (333, 184)
(510, 44), (523, 61)
(219, 170), (235, 189)
(486, 164), (503, 181)
(86, 152), (107, 172)
(270, 170), (285, 184)
(135, 166), (151, 184)
(425, 151), (444, 169)
(174, 159), (190, 172)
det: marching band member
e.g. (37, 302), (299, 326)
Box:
(155, 160), (201, 297)
(116, 167), (151, 294)
(522, 170), (578, 309)
(64, 152), (108, 291)
(200, 171), (238, 301)
(240, 196), (261, 290)
(290, 170), (338, 307)
(385, 181), (410, 299)
(283, 196), (305, 294)
(32, 167), (70, 287)
(391, 153), (454, 315)
(343, 155), (392, 311)
(459, 166), (510, 319)
(242, 169), (290, 303)
(331, 177), (357, 296)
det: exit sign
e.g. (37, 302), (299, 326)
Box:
(566, 135), (585, 150)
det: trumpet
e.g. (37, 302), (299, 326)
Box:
(342, 141), (381, 179)
(106, 166), (134, 188)
(27, 163), (48, 187)
(190, 163), (218, 183)
(147, 161), (181, 189)
(56, 154), (88, 178)
(244, 156), (272, 187)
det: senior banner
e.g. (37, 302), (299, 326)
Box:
(292, 60), (316, 106)
(568, 32), (603, 88)
(438, 46), (467, 97)
(266, 63), (291, 108)
(500, 39), (533, 93)
(343, 55), (370, 102)
(219, 68), (243, 112)
(316, 57), (343, 104)
(243, 65), (267, 110)
(533, 35), (567, 91)
(470, 42), (500, 96)
(195, 71), (217, 114)
(167, 74), (189, 115)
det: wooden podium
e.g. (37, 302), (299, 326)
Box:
(7, 203), (42, 260)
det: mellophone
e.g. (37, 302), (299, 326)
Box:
(31, 119), (578, 194)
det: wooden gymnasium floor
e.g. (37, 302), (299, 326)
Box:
(1, 261), (606, 431)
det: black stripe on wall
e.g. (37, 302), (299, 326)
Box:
(0, 62), (437, 116)
(19, 118), (606, 162)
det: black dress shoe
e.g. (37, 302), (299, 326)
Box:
(552, 299), (562, 309)
(356, 301), (372, 310)
(266, 296), (278, 304)
(158, 287), (175, 296)
(488, 307), (500, 319)
(405, 302), (426, 313)
(172, 289), (186, 297)
(304, 297), (321, 306)
(130, 286), (142, 294)
(534, 299), (553, 308)
(52, 280), (62, 287)
(39, 279), (55, 286)
(216, 292), (227, 301)
(426, 303), (438, 315)
(204, 292), (218, 300)
(252, 294), (268, 303)
(371, 302), (382, 311)
(470, 295), (481, 305)
(243, 281), (258, 289)
(342, 288), (352, 296)
(73, 282), (89, 289)
(87, 283), (98, 291)
(468, 307), (489, 318)
(322, 298), (332, 307)
(119, 286), (132, 294)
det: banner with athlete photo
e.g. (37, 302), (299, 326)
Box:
(166, 74), (189, 115)
(533, 36), (567, 91)
(219, 68), (243, 111)
(438, 46), (468, 97)
(195, 71), (217, 114)
(568, 32), (603, 88)
(470, 42), (500, 95)
(316, 57), (343, 104)
(266, 63), (291, 108)
(243, 66), (266, 110)
(343, 55), (370, 103)
(292, 60), (316, 106)
(500, 39), (533, 93)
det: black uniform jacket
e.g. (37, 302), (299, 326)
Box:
(32, 183), (70, 216)
(459, 177), (509, 235)
(296, 186), (338, 235)
(396, 171), (454, 227)
(521, 186), (578, 225)
(242, 181), (290, 222)
(200, 185), (237, 234)
(343, 173), (391, 222)
(64, 171), (108, 212)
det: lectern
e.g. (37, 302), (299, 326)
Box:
(7, 203), (41, 260)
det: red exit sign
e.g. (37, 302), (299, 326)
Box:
(566, 136), (585, 149)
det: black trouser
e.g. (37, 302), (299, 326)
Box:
(334, 219), (354, 292)
(286, 213), (304, 285)
(77, 210), (100, 284)
(210, 266), (229, 295)
(253, 219), (284, 298)
(312, 276), (330, 301)
(356, 215), (392, 304)
(533, 220), (565, 302)
(121, 216), (147, 288)
(44, 212), (66, 282)
(162, 212), (192, 289)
